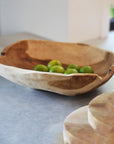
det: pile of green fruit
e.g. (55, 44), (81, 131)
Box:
(34, 60), (94, 74)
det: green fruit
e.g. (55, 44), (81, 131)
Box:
(49, 65), (65, 73)
(34, 64), (48, 72)
(67, 64), (80, 72)
(48, 60), (62, 70)
(79, 66), (94, 73)
(64, 68), (78, 74)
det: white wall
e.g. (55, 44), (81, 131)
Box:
(68, 0), (101, 42)
(1, 0), (68, 41)
(68, 0), (110, 42)
(100, 0), (111, 38)
(0, 0), (2, 35)
(0, 0), (110, 42)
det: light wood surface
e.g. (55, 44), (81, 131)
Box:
(64, 106), (105, 144)
(88, 92), (114, 137)
(64, 92), (114, 144)
(0, 40), (114, 96)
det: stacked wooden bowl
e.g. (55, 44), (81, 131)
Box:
(63, 92), (114, 144)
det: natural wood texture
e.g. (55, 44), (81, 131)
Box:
(63, 92), (114, 143)
(0, 40), (114, 96)
(64, 106), (105, 144)
(88, 92), (114, 137)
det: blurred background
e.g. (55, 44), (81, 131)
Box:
(0, 0), (114, 42)
(0, 1), (114, 144)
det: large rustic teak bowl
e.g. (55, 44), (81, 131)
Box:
(0, 40), (114, 96)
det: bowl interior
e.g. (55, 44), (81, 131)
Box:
(0, 40), (114, 78)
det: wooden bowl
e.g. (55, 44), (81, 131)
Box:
(0, 40), (114, 96)
(63, 92), (114, 143)
(63, 106), (105, 144)
(88, 92), (114, 137)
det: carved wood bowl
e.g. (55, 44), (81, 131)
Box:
(0, 40), (114, 96)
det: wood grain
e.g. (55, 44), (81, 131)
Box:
(0, 40), (114, 96)
(88, 92), (114, 137)
(64, 106), (105, 144)
(64, 93), (114, 143)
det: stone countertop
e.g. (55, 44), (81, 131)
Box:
(0, 32), (114, 144)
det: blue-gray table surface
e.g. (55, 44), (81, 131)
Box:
(0, 32), (114, 144)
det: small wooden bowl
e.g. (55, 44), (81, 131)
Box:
(63, 106), (105, 144)
(0, 40), (114, 96)
(88, 92), (114, 137)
